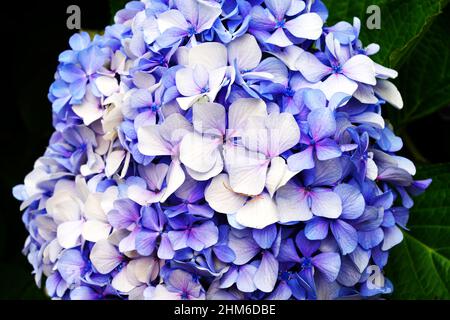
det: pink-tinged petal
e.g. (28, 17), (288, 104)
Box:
(276, 182), (313, 223)
(374, 79), (404, 109)
(310, 189), (342, 219)
(205, 174), (247, 214)
(330, 220), (358, 255)
(150, 284), (181, 300)
(285, 13), (323, 40)
(312, 252), (341, 282)
(223, 145), (269, 196)
(254, 252), (279, 293)
(287, 146), (315, 172)
(315, 138), (342, 161)
(228, 34), (262, 71)
(90, 240), (122, 274)
(266, 28), (293, 47)
(157, 9), (189, 33)
(342, 55), (376, 85)
(236, 193), (279, 229)
(296, 51), (331, 82)
(308, 107), (336, 141)
(321, 73), (358, 99)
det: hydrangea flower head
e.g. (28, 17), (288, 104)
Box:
(13, 0), (431, 300)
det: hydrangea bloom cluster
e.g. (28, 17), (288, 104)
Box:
(14, 0), (431, 300)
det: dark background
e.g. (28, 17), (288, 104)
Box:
(0, 0), (448, 299)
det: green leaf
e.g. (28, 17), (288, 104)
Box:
(323, 0), (448, 68)
(386, 163), (450, 299)
(388, 8), (450, 127)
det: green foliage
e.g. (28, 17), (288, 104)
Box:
(389, 9), (450, 127)
(386, 164), (450, 299)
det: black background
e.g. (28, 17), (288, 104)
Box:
(1, 0), (448, 300)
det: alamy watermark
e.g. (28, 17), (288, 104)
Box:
(66, 5), (81, 30)
(367, 5), (381, 30)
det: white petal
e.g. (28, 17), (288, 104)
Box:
(82, 220), (111, 243)
(224, 145), (269, 196)
(321, 74), (358, 100)
(90, 240), (122, 274)
(205, 174), (247, 214)
(265, 157), (299, 198)
(188, 42), (228, 71)
(180, 132), (221, 173)
(137, 126), (172, 156)
(285, 12), (323, 40)
(342, 55), (376, 85)
(374, 79), (404, 109)
(236, 193), (279, 229)
(228, 34), (262, 70)
(57, 220), (83, 249)
(296, 51), (331, 83)
(228, 98), (267, 136)
(112, 267), (136, 293)
(105, 150), (126, 178)
(95, 76), (119, 96)
(160, 160), (185, 202)
(157, 10), (189, 33)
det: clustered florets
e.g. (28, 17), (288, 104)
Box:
(14, 0), (430, 300)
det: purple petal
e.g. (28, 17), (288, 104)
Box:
(287, 146), (315, 172)
(330, 220), (358, 255)
(254, 252), (279, 293)
(252, 224), (278, 249)
(188, 221), (219, 250)
(334, 184), (365, 220)
(310, 188), (342, 219)
(315, 138), (342, 161)
(295, 230), (320, 257)
(236, 265), (258, 293)
(135, 230), (158, 256)
(308, 107), (336, 141)
(312, 252), (341, 282)
(56, 249), (85, 285)
(305, 218), (329, 240)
